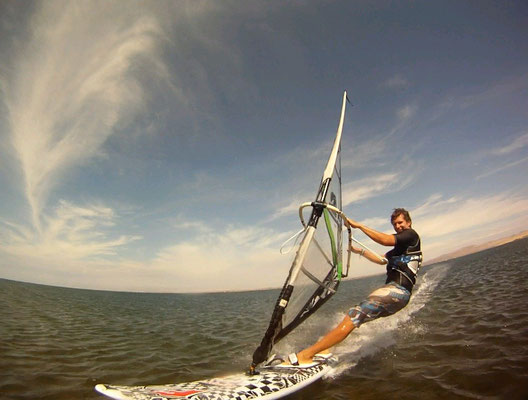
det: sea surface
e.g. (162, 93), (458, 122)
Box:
(1, 238), (528, 400)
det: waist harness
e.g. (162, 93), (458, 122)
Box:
(386, 251), (423, 291)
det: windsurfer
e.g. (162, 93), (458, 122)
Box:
(291, 208), (422, 365)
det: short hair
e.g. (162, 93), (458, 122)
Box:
(391, 208), (412, 224)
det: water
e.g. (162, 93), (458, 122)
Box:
(1, 238), (528, 399)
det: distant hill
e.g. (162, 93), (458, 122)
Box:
(425, 230), (528, 265)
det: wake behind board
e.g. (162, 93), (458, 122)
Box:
(95, 355), (337, 400)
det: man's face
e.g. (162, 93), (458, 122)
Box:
(392, 214), (411, 233)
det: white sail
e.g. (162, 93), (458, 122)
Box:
(251, 91), (348, 370)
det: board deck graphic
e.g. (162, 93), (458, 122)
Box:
(95, 355), (337, 400)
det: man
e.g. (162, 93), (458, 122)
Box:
(289, 208), (422, 365)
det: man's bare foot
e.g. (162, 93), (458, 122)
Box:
(295, 350), (314, 364)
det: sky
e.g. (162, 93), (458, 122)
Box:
(1, 0), (527, 293)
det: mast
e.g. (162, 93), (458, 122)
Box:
(249, 91), (348, 373)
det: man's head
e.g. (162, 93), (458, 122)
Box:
(391, 208), (412, 233)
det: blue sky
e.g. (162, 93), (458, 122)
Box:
(1, 0), (527, 292)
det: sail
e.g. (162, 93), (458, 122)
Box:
(251, 91), (348, 369)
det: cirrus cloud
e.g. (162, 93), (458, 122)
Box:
(5, 1), (170, 232)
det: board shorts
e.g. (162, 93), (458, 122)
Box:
(347, 282), (411, 328)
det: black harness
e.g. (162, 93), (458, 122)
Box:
(386, 234), (422, 292)
(386, 251), (423, 291)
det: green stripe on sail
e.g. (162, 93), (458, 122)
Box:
(323, 208), (341, 280)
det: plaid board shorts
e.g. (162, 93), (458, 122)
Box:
(347, 282), (411, 328)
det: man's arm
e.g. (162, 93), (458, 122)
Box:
(350, 244), (387, 265)
(362, 248), (388, 265)
(345, 217), (396, 246)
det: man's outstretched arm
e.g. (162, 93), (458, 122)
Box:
(350, 244), (387, 265)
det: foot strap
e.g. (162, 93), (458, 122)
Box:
(288, 353), (299, 366)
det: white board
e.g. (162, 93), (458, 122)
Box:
(95, 355), (337, 400)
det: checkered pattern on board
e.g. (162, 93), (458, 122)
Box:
(98, 360), (330, 400)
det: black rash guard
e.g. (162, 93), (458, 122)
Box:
(385, 228), (422, 292)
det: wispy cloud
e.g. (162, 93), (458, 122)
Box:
(475, 131), (528, 179)
(491, 131), (528, 156)
(1, 200), (140, 261)
(0, 208), (289, 292)
(460, 72), (528, 109)
(476, 155), (528, 180)
(271, 199), (305, 221)
(5, 1), (169, 231)
(341, 136), (388, 171)
(147, 223), (289, 292)
(361, 216), (388, 227)
(397, 104), (417, 121)
(343, 159), (418, 207)
(343, 173), (399, 205)
(140, 192), (528, 290)
(383, 74), (409, 89)
(412, 192), (528, 258)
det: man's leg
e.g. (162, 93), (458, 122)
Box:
(295, 315), (356, 364)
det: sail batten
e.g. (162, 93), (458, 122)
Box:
(250, 92), (348, 371)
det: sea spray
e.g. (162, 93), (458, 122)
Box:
(326, 264), (449, 379)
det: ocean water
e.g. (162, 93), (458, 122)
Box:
(1, 238), (528, 400)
